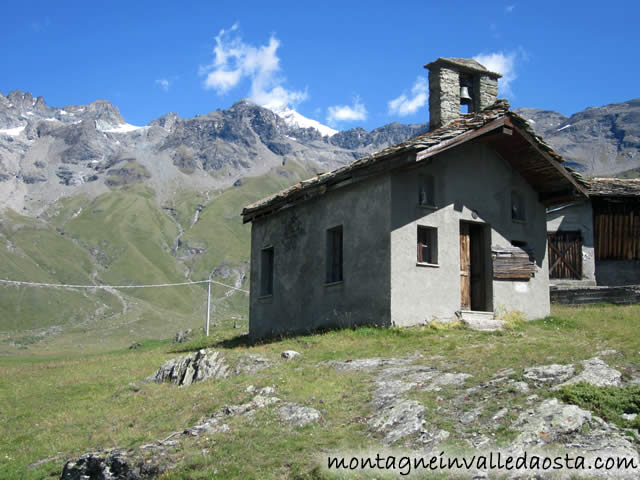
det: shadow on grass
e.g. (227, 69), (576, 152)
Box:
(170, 322), (411, 352)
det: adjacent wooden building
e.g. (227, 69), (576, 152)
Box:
(547, 178), (640, 286)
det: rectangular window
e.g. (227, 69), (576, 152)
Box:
(511, 191), (526, 222)
(419, 174), (435, 207)
(326, 226), (343, 283)
(417, 226), (438, 264)
(260, 247), (274, 296)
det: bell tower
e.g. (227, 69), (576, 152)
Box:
(425, 57), (502, 130)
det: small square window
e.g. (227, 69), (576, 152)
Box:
(511, 191), (526, 222)
(419, 174), (435, 207)
(326, 226), (343, 283)
(260, 247), (274, 296)
(417, 226), (438, 264)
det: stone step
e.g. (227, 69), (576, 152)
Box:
(458, 310), (504, 331)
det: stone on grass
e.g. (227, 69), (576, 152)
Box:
(422, 372), (472, 392)
(325, 357), (412, 372)
(281, 350), (300, 360)
(459, 407), (483, 425)
(258, 386), (276, 395)
(146, 349), (228, 386)
(461, 317), (505, 331)
(554, 357), (622, 390)
(522, 364), (575, 385)
(511, 381), (529, 393)
(278, 402), (321, 427)
(185, 394), (280, 436)
(418, 428), (450, 450)
(510, 398), (640, 470)
(172, 329), (192, 344)
(233, 353), (271, 375)
(60, 450), (163, 480)
(369, 400), (425, 445)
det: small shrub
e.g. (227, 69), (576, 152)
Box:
(428, 319), (465, 331)
(499, 310), (526, 329)
(557, 382), (640, 431)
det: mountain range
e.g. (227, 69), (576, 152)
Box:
(0, 90), (638, 352)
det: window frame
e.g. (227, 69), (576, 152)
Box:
(259, 246), (274, 297)
(511, 190), (526, 222)
(418, 174), (436, 208)
(325, 225), (344, 284)
(417, 225), (438, 266)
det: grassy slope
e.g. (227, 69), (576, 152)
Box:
(0, 210), (123, 332)
(0, 163), (315, 353)
(1, 304), (639, 479)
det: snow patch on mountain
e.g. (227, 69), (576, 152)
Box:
(96, 121), (147, 133)
(0, 126), (25, 136)
(268, 105), (338, 137)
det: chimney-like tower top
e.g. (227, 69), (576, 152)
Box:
(425, 57), (502, 130)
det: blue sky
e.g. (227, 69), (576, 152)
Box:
(1, 0), (638, 130)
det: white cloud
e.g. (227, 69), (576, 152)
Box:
(155, 78), (170, 92)
(327, 97), (367, 126)
(388, 77), (428, 116)
(201, 24), (307, 109)
(473, 51), (518, 96)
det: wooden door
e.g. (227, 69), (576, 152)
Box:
(460, 223), (471, 309)
(469, 225), (486, 311)
(548, 231), (582, 279)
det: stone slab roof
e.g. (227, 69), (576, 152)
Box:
(588, 178), (640, 197)
(242, 99), (586, 223)
(424, 57), (502, 78)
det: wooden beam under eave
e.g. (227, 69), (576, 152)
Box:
(539, 189), (584, 206)
(504, 117), (589, 199)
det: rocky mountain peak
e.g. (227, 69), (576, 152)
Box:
(150, 112), (180, 131)
(85, 99), (126, 126)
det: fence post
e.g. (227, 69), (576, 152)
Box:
(206, 278), (211, 336)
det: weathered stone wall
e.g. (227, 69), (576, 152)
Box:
(428, 67), (460, 129)
(429, 66), (499, 130)
(477, 76), (499, 111)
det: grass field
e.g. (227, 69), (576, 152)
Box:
(1, 304), (640, 479)
(0, 162), (315, 355)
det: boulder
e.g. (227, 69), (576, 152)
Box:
(554, 357), (622, 390)
(522, 364), (575, 385)
(60, 450), (163, 480)
(172, 329), (192, 344)
(369, 400), (425, 445)
(281, 350), (300, 360)
(509, 398), (640, 475)
(277, 402), (321, 427)
(146, 349), (228, 386)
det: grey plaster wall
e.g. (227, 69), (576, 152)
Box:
(546, 201), (596, 286)
(248, 174), (392, 339)
(389, 143), (551, 326)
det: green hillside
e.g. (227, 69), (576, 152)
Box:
(0, 162), (314, 354)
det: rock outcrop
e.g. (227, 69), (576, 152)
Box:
(146, 349), (228, 386)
